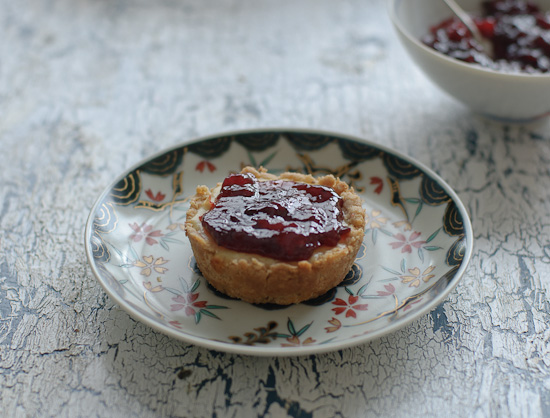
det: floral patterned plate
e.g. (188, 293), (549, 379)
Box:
(85, 128), (473, 356)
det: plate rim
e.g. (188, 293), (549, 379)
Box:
(84, 127), (474, 356)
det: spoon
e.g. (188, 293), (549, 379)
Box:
(442, 0), (493, 56)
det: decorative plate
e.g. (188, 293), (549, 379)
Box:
(85, 128), (473, 356)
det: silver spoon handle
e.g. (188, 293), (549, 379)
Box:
(442, 0), (493, 56)
(442, 0), (483, 42)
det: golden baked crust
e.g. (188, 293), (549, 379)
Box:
(185, 166), (366, 305)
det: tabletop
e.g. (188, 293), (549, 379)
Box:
(2, 0), (550, 417)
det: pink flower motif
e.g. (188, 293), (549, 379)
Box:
(171, 293), (208, 316)
(325, 317), (342, 333)
(365, 209), (388, 230)
(377, 283), (396, 296)
(281, 336), (316, 347)
(169, 320), (182, 329)
(129, 222), (164, 245)
(167, 223), (185, 231)
(393, 220), (412, 231)
(133, 255), (169, 276)
(143, 281), (163, 292)
(196, 160), (217, 173)
(389, 231), (426, 253)
(370, 177), (384, 194)
(145, 189), (166, 202)
(332, 295), (368, 318)
(399, 266), (436, 288)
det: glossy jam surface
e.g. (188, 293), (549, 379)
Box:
(201, 173), (350, 261)
(422, 0), (550, 73)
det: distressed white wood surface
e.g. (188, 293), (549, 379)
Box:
(2, 0), (550, 416)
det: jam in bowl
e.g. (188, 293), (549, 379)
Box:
(388, 0), (550, 122)
(422, 0), (550, 74)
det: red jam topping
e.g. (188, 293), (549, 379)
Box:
(422, 0), (550, 73)
(201, 173), (350, 261)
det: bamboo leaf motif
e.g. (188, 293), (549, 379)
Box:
(426, 228), (441, 243)
(247, 150), (257, 167)
(190, 279), (200, 293)
(200, 310), (221, 320)
(260, 151), (278, 167)
(414, 201), (423, 218)
(287, 318), (296, 335)
(296, 322), (312, 337)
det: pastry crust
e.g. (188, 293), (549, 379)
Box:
(185, 166), (366, 305)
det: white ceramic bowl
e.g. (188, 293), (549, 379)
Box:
(388, 0), (550, 122)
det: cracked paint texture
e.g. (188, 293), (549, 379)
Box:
(2, 0), (550, 416)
